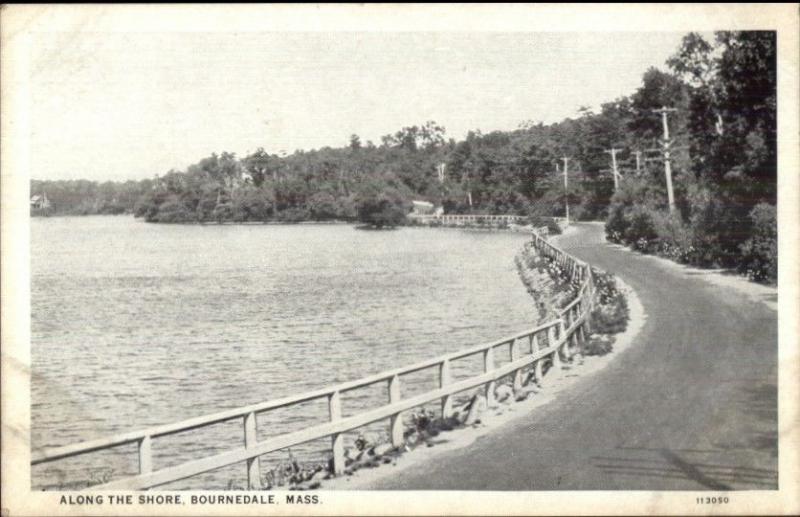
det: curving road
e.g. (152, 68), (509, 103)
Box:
(365, 223), (778, 490)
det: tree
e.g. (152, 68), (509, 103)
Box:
(668, 31), (776, 202)
(232, 184), (273, 222)
(354, 179), (409, 228)
(713, 31), (776, 201)
(243, 148), (279, 186)
(307, 191), (339, 221)
(381, 121), (446, 151)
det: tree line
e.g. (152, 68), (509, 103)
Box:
(30, 31), (776, 281)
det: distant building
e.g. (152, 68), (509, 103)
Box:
(30, 193), (52, 210)
(410, 200), (435, 215)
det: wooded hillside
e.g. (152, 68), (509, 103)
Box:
(31, 32), (776, 281)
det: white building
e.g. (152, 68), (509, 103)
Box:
(30, 193), (52, 210)
(410, 200), (435, 215)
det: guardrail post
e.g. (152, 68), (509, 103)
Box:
(531, 332), (544, 386)
(484, 347), (496, 407)
(388, 375), (404, 447)
(559, 318), (571, 362)
(439, 360), (453, 418)
(584, 281), (594, 334)
(549, 324), (562, 369)
(533, 359), (544, 387)
(510, 339), (523, 392)
(328, 391), (345, 475)
(244, 412), (262, 489)
(138, 435), (152, 475)
(572, 305), (581, 348)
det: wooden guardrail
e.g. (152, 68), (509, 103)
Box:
(409, 214), (527, 226)
(31, 230), (595, 491)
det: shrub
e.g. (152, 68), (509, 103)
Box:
(276, 206), (311, 223)
(651, 210), (697, 264)
(603, 176), (775, 284)
(134, 193), (162, 220)
(195, 192), (219, 222)
(335, 195), (357, 221)
(738, 203), (777, 283)
(582, 335), (615, 356)
(212, 202), (233, 223)
(307, 192), (339, 221)
(355, 181), (409, 228)
(154, 196), (195, 223)
(685, 185), (732, 267)
(528, 214), (562, 235)
(605, 203), (629, 243)
(97, 201), (127, 215)
(588, 269), (629, 336)
(546, 219), (562, 235)
(623, 206), (658, 251)
(231, 186), (273, 222)
(591, 292), (629, 336)
(569, 203), (590, 222)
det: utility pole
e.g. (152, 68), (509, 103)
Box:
(653, 106), (677, 213)
(462, 169), (473, 209)
(466, 172), (473, 209)
(437, 163), (446, 183)
(604, 148), (622, 191)
(634, 150), (642, 175)
(561, 157), (570, 225)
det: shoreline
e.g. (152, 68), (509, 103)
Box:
(33, 213), (541, 232)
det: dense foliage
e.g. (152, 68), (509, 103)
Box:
(589, 269), (630, 337)
(30, 32), (775, 280)
(604, 32), (777, 283)
(29, 179), (155, 216)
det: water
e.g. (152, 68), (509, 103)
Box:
(31, 216), (536, 489)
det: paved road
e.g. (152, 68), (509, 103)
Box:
(366, 223), (778, 490)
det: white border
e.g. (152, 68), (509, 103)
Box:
(2, 4), (798, 515)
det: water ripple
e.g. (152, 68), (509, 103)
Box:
(31, 216), (535, 489)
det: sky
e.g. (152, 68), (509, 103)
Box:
(30, 31), (689, 181)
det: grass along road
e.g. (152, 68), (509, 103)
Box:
(362, 222), (778, 490)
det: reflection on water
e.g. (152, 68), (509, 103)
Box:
(31, 216), (536, 489)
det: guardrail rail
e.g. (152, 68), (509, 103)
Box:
(409, 214), (527, 226)
(31, 230), (596, 490)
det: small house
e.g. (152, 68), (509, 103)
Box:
(30, 193), (52, 210)
(410, 200), (435, 215)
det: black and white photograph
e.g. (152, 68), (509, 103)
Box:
(2, 4), (798, 516)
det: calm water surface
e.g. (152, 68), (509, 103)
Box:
(31, 216), (536, 489)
